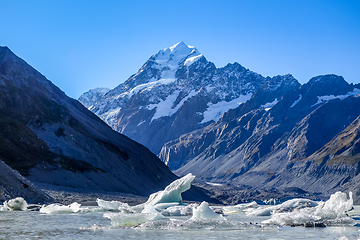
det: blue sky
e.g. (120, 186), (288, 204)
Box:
(1, 0), (359, 98)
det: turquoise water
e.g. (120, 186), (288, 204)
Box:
(1, 206), (359, 239)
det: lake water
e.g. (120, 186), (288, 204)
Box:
(1, 205), (359, 240)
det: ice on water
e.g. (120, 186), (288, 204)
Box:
(1, 173), (357, 236)
(245, 198), (318, 217)
(0, 197), (28, 211)
(191, 201), (226, 221)
(262, 192), (354, 226)
(145, 173), (195, 205)
(40, 202), (81, 214)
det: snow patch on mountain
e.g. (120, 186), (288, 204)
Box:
(184, 54), (203, 66)
(261, 99), (279, 111)
(312, 88), (360, 107)
(130, 78), (176, 96)
(290, 95), (302, 108)
(147, 89), (198, 122)
(201, 94), (252, 124)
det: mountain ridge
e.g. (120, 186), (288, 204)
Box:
(79, 42), (360, 203)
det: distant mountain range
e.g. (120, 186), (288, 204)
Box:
(0, 46), (181, 202)
(80, 42), (360, 203)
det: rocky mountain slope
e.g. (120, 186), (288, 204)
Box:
(0, 160), (51, 203)
(79, 42), (297, 155)
(80, 42), (360, 202)
(162, 75), (360, 202)
(0, 46), (179, 199)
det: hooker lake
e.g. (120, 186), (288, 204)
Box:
(1, 174), (359, 240)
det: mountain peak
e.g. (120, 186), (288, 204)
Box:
(148, 42), (203, 78)
(158, 41), (201, 59)
(169, 41), (188, 51)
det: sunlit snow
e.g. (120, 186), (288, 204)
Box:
(201, 94), (252, 124)
(312, 88), (360, 107)
(184, 54), (203, 66)
(147, 90), (198, 122)
(260, 98), (278, 111)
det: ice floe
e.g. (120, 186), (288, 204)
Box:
(191, 201), (226, 220)
(262, 192), (354, 226)
(40, 202), (81, 214)
(144, 173), (195, 206)
(1, 173), (357, 232)
(4, 197), (28, 211)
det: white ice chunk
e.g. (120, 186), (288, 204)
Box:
(262, 192), (354, 226)
(0, 205), (9, 211)
(222, 201), (258, 214)
(191, 201), (226, 220)
(246, 198), (318, 217)
(40, 202), (81, 214)
(141, 204), (160, 214)
(4, 197), (28, 211)
(104, 212), (164, 227)
(145, 173), (195, 206)
(160, 204), (195, 216)
(96, 198), (130, 211)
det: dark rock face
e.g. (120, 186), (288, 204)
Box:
(0, 160), (52, 203)
(0, 46), (177, 197)
(162, 74), (360, 202)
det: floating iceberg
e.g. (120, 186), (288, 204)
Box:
(4, 197), (28, 211)
(96, 198), (131, 212)
(191, 201), (226, 221)
(245, 198), (318, 216)
(40, 202), (81, 214)
(160, 204), (195, 216)
(263, 192), (354, 226)
(145, 173), (195, 206)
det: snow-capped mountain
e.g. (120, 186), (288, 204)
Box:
(80, 42), (360, 203)
(80, 41), (293, 154)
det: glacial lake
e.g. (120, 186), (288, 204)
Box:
(1, 205), (359, 240)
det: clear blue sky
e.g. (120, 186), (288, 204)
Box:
(1, 0), (359, 98)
